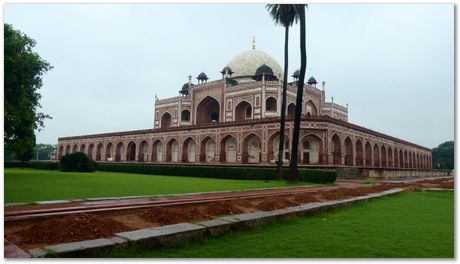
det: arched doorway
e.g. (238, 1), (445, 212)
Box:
(65, 145), (70, 155)
(220, 135), (237, 163)
(381, 146), (387, 167)
(127, 141), (136, 161)
(243, 134), (261, 163)
(287, 103), (295, 118)
(388, 147), (393, 167)
(96, 143), (103, 161)
(138, 141), (149, 162)
(166, 139), (179, 162)
(266, 97), (277, 112)
(161, 112), (172, 129)
(182, 138), (196, 163)
(105, 143), (114, 161)
(181, 110), (190, 123)
(301, 135), (322, 164)
(268, 132), (289, 163)
(200, 137), (216, 163)
(79, 144), (86, 153)
(394, 149), (399, 168)
(305, 100), (318, 115)
(404, 151), (408, 168)
(365, 142), (372, 166)
(196, 96), (220, 124)
(331, 134), (341, 165)
(399, 149), (403, 168)
(344, 137), (353, 166)
(234, 101), (252, 122)
(151, 140), (163, 162)
(72, 145), (78, 153)
(355, 140), (363, 166)
(87, 144), (94, 160)
(373, 144), (380, 167)
(115, 142), (124, 162)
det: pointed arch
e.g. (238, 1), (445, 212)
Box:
(58, 145), (64, 159)
(365, 142), (372, 166)
(399, 149), (404, 168)
(115, 142), (124, 162)
(331, 134), (342, 165)
(138, 140), (149, 162)
(355, 139), (363, 166)
(166, 138), (179, 162)
(305, 100), (318, 115)
(79, 144), (86, 153)
(220, 135), (237, 163)
(105, 142), (114, 161)
(182, 137), (196, 163)
(87, 144), (94, 160)
(72, 144), (78, 153)
(234, 101), (252, 122)
(387, 147), (393, 167)
(381, 146), (387, 167)
(151, 140), (163, 162)
(268, 131), (290, 163)
(200, 136), (216, 163)
(161, 112), (172, 129)
(344, 137), (353, 166)
(181, 109), (191, 122)
(373, 143), (380, 167)
(265, 97), (277, 112)
(126, 141), (136, 161)
(287, 103), (296, 118)
(65, 145), (71, 155)
(196, 96), (220, 125)
(243, 133), (262, 163)
(301, 134), (323, 164)
(96, 143), (103, 161)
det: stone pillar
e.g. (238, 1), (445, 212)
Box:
(261, 74), (266, 118)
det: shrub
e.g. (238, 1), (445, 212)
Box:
(4, 160), (58, 170)
(60, 152), (96, 172)
(95, 163), (337, 183)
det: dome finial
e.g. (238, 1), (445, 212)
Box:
(252, 36), (256, 49)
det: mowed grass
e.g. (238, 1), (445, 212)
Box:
(4, 168), (312, 203)
(98, 191), (454, 258)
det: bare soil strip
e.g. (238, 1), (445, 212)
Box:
(4, 177), (453, 252)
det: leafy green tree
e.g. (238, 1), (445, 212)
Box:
(266, 4), (300, 180)
(32, 144), (57, 160)
(432, 141), (454, 170)
(4, 23), (52, 164)
(289, 4), (308, 181)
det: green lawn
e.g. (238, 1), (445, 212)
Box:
(98, 191), (454, 258)
(4, 168), (312, 203)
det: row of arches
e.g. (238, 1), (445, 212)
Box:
(58, 133), (431, 169)
(329, 134), (432, 169)
(58, 132), (325, 165)
(160, 97), (318, 128)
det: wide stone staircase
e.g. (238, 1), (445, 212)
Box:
(336, 167), (364, 180)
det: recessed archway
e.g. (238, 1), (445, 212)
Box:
(243, 134), (261, 163)
(381, 146), (387, 167)
(58, 145), (64, 159)
(96, 143), (103, 161)
(196, 96), (220, 124)
(127, 141), (136, 161)
(344, 137), (353, 166)
(305, 100), (318, 115)
(105, 143), (114, 161)
(234, 101), (252, 122)
(138, 140), (149, 162)
(181, 110), (191, 123)
(65, 145), (70, 155)
(166, 139), (179, 162)
(365, 142), (372, 166)
(87, 144), (94, 160)
(151, 140), (163, 162)
(268, 132), (289, 164)
(331, 134), (341, 165)
(388, 147), (393, 167)
(373, 144), (380, 167)
(301, 134), (322, 165)
(220, 135), (237, 163)
(115, 142), (124, 162)
(287, 103), (295, 118)
(200, 137), (216, 163)
(161, 112), (172, 129)
(355, 139), (363, 166)
(72, 145), (78, 153)
(79, 144), (86, 153)
(266, 97), (277, 112)
(182, 138), (196, 163)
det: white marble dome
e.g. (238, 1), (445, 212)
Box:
(226, 49), (284, 79)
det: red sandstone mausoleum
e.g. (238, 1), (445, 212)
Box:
(57, 41), (432, 170)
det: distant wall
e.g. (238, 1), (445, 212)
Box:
(363, 169), (452, 180)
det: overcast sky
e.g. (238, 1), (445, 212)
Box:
(4, 3), (454, 148)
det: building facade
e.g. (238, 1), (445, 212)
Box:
(57, 43), (432, 169)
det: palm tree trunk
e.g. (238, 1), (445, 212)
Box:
(275, 25), (289, 180)
(289, 4), (307, 181)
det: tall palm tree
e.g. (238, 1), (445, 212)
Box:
(288, 4), (307, 181)
(266, 4), (299, 180)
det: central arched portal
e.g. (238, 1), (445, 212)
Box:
(196, 96), (220, 125)
(234, 101), (252, 122)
